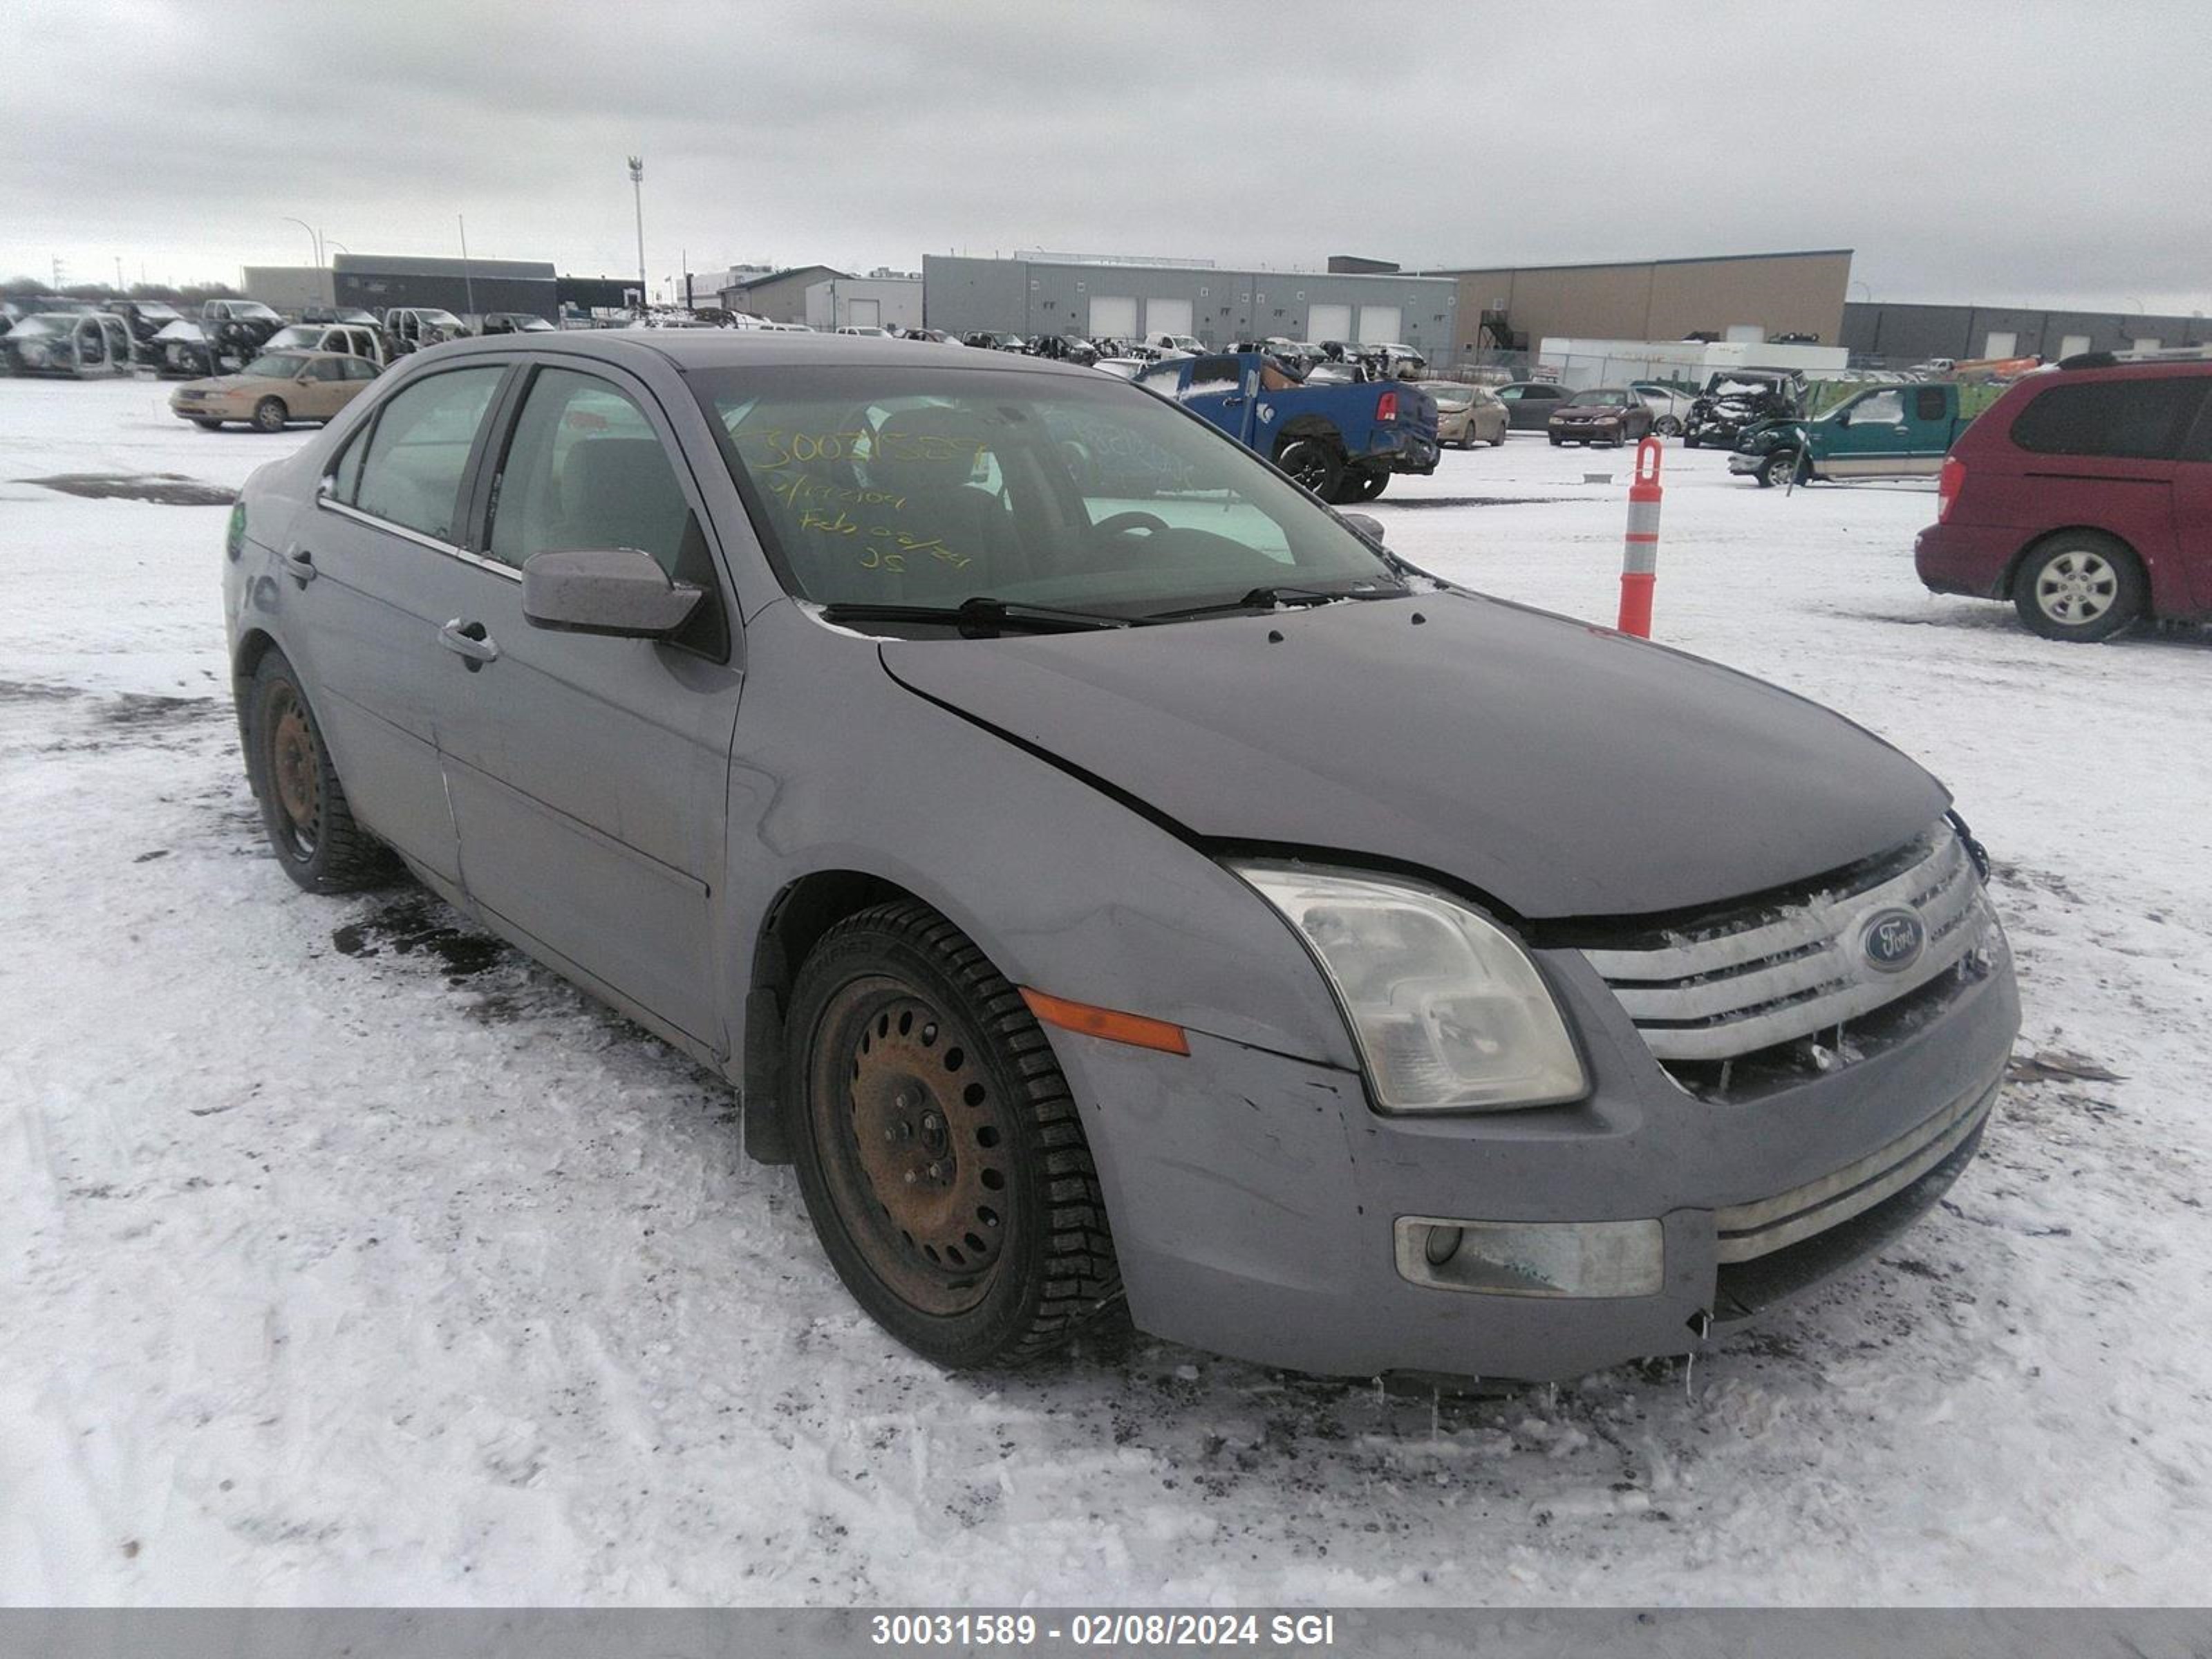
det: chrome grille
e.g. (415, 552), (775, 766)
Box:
(1583, 827), (1998, 1074)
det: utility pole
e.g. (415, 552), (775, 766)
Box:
(458, 214), (476, 318)
(628, 156), (646, 310)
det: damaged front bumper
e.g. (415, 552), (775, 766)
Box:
(1049, 932), (2017, 1382)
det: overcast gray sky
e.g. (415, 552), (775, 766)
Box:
(9, 0), (2207, 314)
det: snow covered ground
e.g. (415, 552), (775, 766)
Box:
(3, 377), (2208, 1606)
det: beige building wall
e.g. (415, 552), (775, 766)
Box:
(1436, 251), (1852, 356)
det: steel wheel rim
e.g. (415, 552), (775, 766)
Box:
(810, 977), (1015, 1317)
(267, 686), (320, 856)
(2036, 550), (2115, 623)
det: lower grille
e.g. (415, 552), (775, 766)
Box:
(1582, 825), (2005, 1100)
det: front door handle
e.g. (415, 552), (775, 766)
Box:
(280, 547), (316, 583)
(438, 618), (499, 666)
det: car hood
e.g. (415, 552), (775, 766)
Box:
(179, 375), (261, 395)
(878, 593), (1949, 920)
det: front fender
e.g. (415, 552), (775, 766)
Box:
(722, 601), (1362, 1076)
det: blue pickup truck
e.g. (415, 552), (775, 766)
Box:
(1137, 351), (1438, 503)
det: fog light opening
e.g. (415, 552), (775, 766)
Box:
(1423, 1224), (1465, 1269)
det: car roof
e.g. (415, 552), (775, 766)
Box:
(413, 328), (1103, 379)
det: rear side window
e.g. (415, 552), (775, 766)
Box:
(351, 366), (505, 541)
(1913, 387), (1948, 422)
(2009, 377), (2208, 460)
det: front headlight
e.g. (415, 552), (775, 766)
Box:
(1233, 864), (1587, 1112)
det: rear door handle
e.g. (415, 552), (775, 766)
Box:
(280, 547), (316, 583)
(438, 619), (499, 665)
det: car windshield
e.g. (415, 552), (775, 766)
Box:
(691, 365), (1402, 624)
(1572, 388), (1632, 406)
(1712, 377), (1776, 396)
(235, 302), (284, 323)
(137, 303), (180, 320)
(419, 310), (466, 328)
(265, 326), (319, 350)
(1414, 382), (1471, 407)
(242, 353), (310, 378)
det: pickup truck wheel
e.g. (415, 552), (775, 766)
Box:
(1274, 434), (1344, 500)
(245, 650), (393, 893)
(1757, 449), (1802, 488)
(785, 901), (1123, 1369)
(252, 396), (288, 433)
(2014, 535), (2144, 642)
(1341, 468), (1389, 503)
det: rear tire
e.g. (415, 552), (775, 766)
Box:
(252, 396), (288, 433)
(2013, 534), (2144, 642)
(784, 901), (1123, 1369)
(243, 650), (393, 893)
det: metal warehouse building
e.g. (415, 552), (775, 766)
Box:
(1841, 300), (2211, 363)
(921, 254), (1459, 355)
(330, 254), (558, 321)
(1420, 250), (1854, 357)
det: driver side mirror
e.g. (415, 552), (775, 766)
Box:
(1340, 511), (1386, 546)
(1833, 409), (1851, 425)
(522, 547), (704, 638)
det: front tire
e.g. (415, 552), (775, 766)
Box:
(2014, 534), (2144, 642)
(1758, 449), (1801, 488)
(785, 901), (1123, 1369)
(191, 418), (223, 430)
(244, 650), (392, 892)
(252, 396), (288, 433)
(1654, 415), (1682, 436)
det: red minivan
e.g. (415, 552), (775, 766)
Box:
(1914, 355), (2212, 641)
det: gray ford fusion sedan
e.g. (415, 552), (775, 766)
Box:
(222, 330), (2018, 1382)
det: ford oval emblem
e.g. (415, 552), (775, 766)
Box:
(1860, 908), (1927, 974)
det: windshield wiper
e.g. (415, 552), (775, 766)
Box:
(815, 596), (1132, 634)
(1140, 582), (1406, 623)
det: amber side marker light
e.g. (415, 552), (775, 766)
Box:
(1020, 988), (1191, 1056)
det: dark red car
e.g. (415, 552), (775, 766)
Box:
(1915, 355), (2212, 641)
(1546, 386), (1653, 447)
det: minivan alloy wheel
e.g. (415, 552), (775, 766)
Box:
(2014, 534), (2144, 641)
(2034, 550), (2117, 624)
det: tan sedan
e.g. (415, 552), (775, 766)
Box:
(1416, 380), (1508, 448)
(169, 349), (381, 432)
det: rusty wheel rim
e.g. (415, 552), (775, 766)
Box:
(267, 685), (320, 857)
(809, 977), (1014, 1317)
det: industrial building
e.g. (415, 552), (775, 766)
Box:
(1418, 250), (1854, 359)
(1841, 300), (2210, 364)
(921, 254), (1459, 355)
(243, 254), (559, 320)
(805, 275), (922, 332)
(717, 265), (850, 324)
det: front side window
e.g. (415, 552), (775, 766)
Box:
(487, 367), (712, 590)
(691, 365), (1399, 618)
(2010, 377), (2208, 460)
(349, 366), (505, 541)
(1850, 389), (1905, 424)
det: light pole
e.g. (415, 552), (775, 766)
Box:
(458, 214), (476, 319)
(628, 156), (646, 310)
(281, 216), (323, 268)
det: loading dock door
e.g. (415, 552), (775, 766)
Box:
(847, 297), (881, 328)
(1145, 298), (1194, 339)
(1089, 295), (1138, 339)
(1308, 302), (1352, 343)
(1356, 305), (1401, 344)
